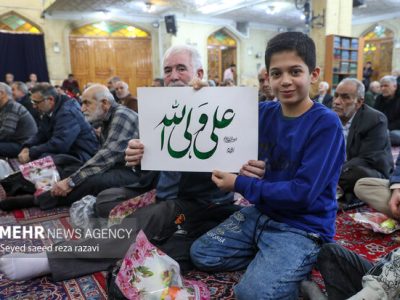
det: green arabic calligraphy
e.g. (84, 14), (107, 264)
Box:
(156, 101), (235, 160)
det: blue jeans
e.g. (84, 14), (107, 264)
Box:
(0, 141), (22, 158)
(190, 206), (321, 299)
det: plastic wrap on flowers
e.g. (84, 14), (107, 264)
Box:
(350, 212), (400, 234)
(0, 159), (13, 180)
(19, 156), (60, 196)
(116, 230), (210, 300)
(108, 189), (157, 227)
(69, 195), (108, 230)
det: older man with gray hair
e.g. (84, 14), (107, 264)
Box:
(30, 83), (148, 210)
(0, 82), (37, 157)
(315, 81), (333, 108)
(1, 84), (145, 211)
(0, 45), (236, 283)
(332, 78), (393, 205)
(114, 80), (138, 112)
(374, 75), (400, 145)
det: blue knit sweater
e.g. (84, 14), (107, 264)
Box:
(235, 101), (345, 242)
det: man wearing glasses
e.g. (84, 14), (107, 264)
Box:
(18, 83), (98, 165)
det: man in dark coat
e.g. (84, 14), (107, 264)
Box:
(333, 78), (393, 201)
(374, 75), (400, 145)
(18, 83), (99, 164)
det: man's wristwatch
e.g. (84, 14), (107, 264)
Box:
(68, 178), (76, 188)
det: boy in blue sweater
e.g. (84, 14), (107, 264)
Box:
(190, 32), (346, 299)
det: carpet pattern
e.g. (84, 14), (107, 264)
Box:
(1, 203), (399, 299)
(0, 213), (108, 300)
(0, 150), (400, 299)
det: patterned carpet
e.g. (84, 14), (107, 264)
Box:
(0, 209), (108, 300)
(0, 150), (399, 299)
(0, 205), (399, 299)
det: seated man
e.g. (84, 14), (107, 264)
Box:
(114, 80), (138, 112)
(374, 75), (400, 145)
(0, 45), (237, 282)
(5, 73), (14, 86)
(314, 81), (333, 108)
(61, 73), (80, 98)
(190, 32), (345, 299)
(332, 78), (393, 203)
(151, 78), (164, 87)
(3, 84), (145, 210)
(0, 82), (37, 157)
(364, 80), (380, 107)
(26, 73), (38, 90)
(106, 75), (121, 101)
(11, 81), (40, 124)
(302, 243), (400, 300)
(257, 67), (274, 102)
(17, 83), (98, 165)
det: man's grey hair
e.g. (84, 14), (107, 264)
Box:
(115, 81), (129, 90)
(340, 78), (365, 99)
(0, 82), (12, 98)
(380, 75), (397, 86)
(12, 81), (28, 95)
(369, 81), (380, 91)
(319, 81), (329, 90)
(84, 84), (116, 104)
(163, 45), (203, 73)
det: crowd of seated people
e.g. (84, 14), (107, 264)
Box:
(2, 33), (400, 299)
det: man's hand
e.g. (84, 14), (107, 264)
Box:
(212, 170), (237, 192)
(240, 160), (265, 179)
(190, 78), (208, 91)
(51, 178), (72, 197)
(389, 189), (400, 219)
(125, 139), (144, 167)
(18, 148), (30, 164)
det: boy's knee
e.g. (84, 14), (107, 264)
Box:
(190, 238), (222, 271)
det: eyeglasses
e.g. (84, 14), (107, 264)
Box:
(31, 97), (47, 105)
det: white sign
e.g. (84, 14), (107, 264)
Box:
(138, 87), (258, 172)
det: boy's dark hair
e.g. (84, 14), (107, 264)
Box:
(265, 32), (316, 73)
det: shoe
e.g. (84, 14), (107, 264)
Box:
(338, 193), (366, 211)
